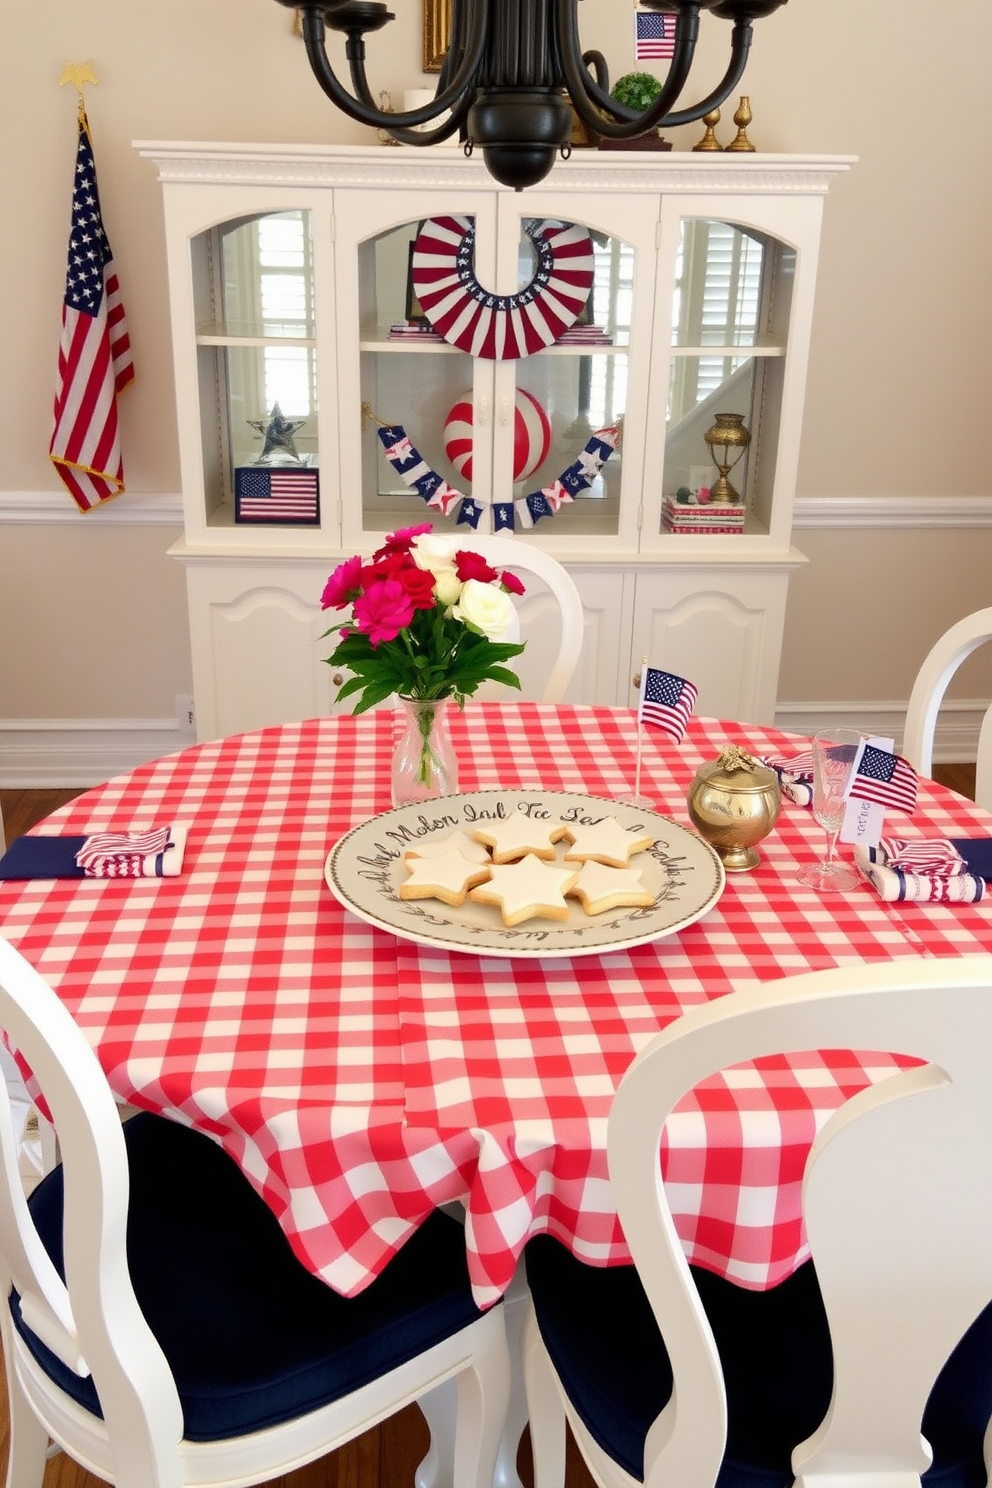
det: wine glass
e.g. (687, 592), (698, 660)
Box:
(797, 729), (862, 892)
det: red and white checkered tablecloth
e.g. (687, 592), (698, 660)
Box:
(2, 703), (992, 1307)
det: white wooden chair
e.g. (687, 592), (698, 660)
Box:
(0, 934), (510, 1488)
(902, 607), (992, 810)
(523, 956), (992, 1488)
(462, 534), (584, 703)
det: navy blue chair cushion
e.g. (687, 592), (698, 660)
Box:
(11, 1111), (490, 1442)
(524, 1234), (992, 1488)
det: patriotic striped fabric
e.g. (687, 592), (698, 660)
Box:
(849, 746), (919, 815)
(882, 838), (968, 876)
(638, 666), (697, 742)
(74, 825), (186, 878)
(235, 467), (320, 524)
(49, 109), (134, 513)
(411, 216), (595, 360)
(635, 9), (676, 60)
(763, 749), (815, 781)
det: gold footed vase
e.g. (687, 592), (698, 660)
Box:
(687, 747), (781, 872)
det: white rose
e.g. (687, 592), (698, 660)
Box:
(411, 533), (459, 574)
(433, 569), (464, 607)
(451, 578), (516, 641)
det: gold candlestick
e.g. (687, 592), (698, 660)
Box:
(692, 108), (723, 152)
(725, 96), (756, 153)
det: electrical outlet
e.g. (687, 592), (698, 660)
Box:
(176, 694), (196, 735)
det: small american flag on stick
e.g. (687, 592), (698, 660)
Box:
(638, 666), (697, 743)
(635, 8), (676, 60)
(849, 745), (918, 815)
(50, 108), (134, 513)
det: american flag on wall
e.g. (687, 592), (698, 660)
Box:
(234, 467), (320, 525)
(635, 8), (676, 60)
(638, 666), (698, 743)
(50, 108), (134, 513)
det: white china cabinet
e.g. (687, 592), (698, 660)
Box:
(136, 141), (851, 740)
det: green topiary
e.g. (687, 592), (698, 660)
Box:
(610, 71), (663, 113)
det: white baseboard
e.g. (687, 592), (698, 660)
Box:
(0, 705), (983, 788)
(0, 720), (184, 788)
(774, 699), (983, 764)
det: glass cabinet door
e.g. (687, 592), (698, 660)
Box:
(660, 218), (795, 540)
(192, 210), (320, 529)
(340, 193), (658, 551)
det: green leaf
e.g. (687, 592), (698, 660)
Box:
(350, 677), (403, 715)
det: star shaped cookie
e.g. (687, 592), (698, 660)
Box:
(399, 849), (492, 907)
(567, 861), (654, 916)
(471, 816), (568, 863)
(562, 815), (656, 868)
(404, 830), (492, 865)
(469, 854), (579, 926)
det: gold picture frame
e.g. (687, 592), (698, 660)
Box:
(423, 0), (451, 72)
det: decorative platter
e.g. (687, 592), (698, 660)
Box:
(324, 790), (725, 959)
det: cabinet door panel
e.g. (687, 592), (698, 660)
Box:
(566, 569), (630, 706)
(631, 569), (791, 726)
(186, 566), (338, 740)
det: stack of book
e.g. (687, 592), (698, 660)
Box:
(663, 495), (745, 534)
(554, 324), (613, 346)
(387, 321), (443, 342)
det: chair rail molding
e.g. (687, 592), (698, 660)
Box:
(0, 491), (184, 525)
(792, 495), (992, 529)
(4, 492), (991, 529)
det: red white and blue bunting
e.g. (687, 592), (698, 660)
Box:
(375, 419), (622, 532)
(411, 216), (595, 361)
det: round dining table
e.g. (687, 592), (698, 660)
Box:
(2, 700), (991, 1314)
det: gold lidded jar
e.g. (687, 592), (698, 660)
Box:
(687, 745), (781, 872)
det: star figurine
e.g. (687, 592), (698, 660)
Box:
(247, 403), (307, 463)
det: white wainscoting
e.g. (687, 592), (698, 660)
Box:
(0, 705), (984, 788)
(1, 491), (990, 784)
(0, 721), (183, 788)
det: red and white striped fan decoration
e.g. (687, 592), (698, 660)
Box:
(412, 216), (595, 360)
(444, 389), (551, 483)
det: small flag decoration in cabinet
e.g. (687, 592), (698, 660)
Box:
(234, 467), (320, 525)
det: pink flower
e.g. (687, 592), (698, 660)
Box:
(500, 570), (526, 596)
(696, 486), (712, 506)
(353, 579), (415, 647)
(372, 523), (433, 561)
(320, 555), (363, 610)
(455, 549), (499, 585)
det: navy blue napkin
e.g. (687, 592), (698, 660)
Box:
(0, 836), (88, 880)
(951, 837), (992, 880)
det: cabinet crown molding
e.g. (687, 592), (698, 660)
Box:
(134, 141), (855, 196)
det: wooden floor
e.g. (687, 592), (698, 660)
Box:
(0, 768), (978, 1486)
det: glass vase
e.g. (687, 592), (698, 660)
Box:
(391, 696), (459, 809)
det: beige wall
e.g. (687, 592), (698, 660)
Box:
(2, 0), (991, 726)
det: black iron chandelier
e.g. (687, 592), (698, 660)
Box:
(275, 0), (787, 191)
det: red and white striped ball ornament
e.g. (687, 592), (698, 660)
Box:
(443, 389), (551, 484)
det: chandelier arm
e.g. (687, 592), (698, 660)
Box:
(385, 100), (472, 147)
(657, 18), (753, 126)
(299, 4), (487, 129)
(561, 3), (700, 138)
(580, 49), (610, 95)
